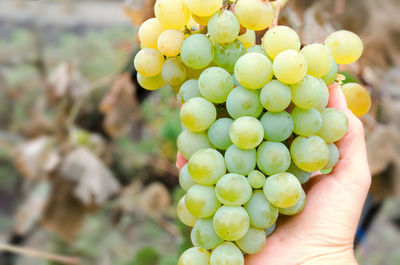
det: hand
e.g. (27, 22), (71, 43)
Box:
(246, 83), (371, 265)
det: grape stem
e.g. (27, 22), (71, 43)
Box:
(270, 0), (289, 27)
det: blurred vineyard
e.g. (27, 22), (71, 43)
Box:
(0, 0), (399, 264)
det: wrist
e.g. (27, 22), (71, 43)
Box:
(301, 248), (357, 265)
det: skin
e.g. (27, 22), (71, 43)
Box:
(176, 83), (371, 265)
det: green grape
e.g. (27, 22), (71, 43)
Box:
(230, 116), (264, 150)
(237, 29), (256, 49)
(235, 0), (274, 31)
(321, 60), (338, 85)
(194, 218), (223, 249)
(324, 143), (340, 169)
(188, 148), (226, 185)
(186, 0), (223, 17)
(214, 40), (246, 73)
(260, 111), (293, 142)
(226, 86), (263, 119)
(300, 43), (333, 78)
(177, 196), (198, 226)
(286, 161), (311, 184)
(161, 57), (187, 86)
(263, 172), (302, 208)
(181, 34), (214, 69)
(177, 129), (212, 159)
(187, 66), (207, 79)
(260, 80), (292, 112)
(291, 107), (322, 136)
(234, 53), (273, 89)
(325, 30), (363, 65)
(257, 141), (291, 175)
(247, 170), (266, 189)
(265, 223), (276, 236)
(210, 242), (244, 265)
(213, 206), (250, 241)
(178, 247), (210, 265)
(247, 45), (266, 56)
(224, 145), (256, 175)
(186, 184), (221, 218)
(137, 72), (166, 91)
(232, 74), (240, 86)
(207, 118), (233, 150)
(138, 18), (164, 49)
(208, 10), (240, 44)
(215, 173), (252, 206)
(154, 0), (191, 29)
(263, 26), (301, 59)
(134, 48), (165, 77)
(199, 67), (234, 103)
(236, 227), (266, 254)
(315, 79), (330, 112)
(191, 226), (200, 247)
(320, 168), (332, 174)
(180, 97), (216, 132)
(290, 136), (329, 172)
(178, 79), (201, 103)
(179, 164), (196, 191)
(244, 190), (278, 229)
(272, 50), (307, 85)
(279, 189), (306, 215)
(290, 75), (325, 109)
(317, 108), (349, 143)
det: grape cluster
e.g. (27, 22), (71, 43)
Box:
(133, 0), (368, 264)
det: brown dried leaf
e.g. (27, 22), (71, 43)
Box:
(59, 147), (120, 205)
(99, 73), (140, 137)
(123, 0), (156, 26)
(137, 182), (171, 217)
(14, 137), (61, 180)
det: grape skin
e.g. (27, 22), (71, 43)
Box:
(291, 107), (323, 137)
(186, 0), (223, 17)
(138, 18), (164, 49)
(208, 10), (240, 44)
(194, 217), (223, 249)
(230, 116), (264, 150)
(186, 184), (221, 218)
(177, 129), (212, 159)
(260, 80), (292, 112)
(290, 135), (329, 172)
(273, 50), (307, 85)
(234, 53), (273, 89)
(317, 108), (349, 143)
(181, 34), (214, 69)
(279, 189), (306, 215)
(207, 118), (233, 150)
(226, 86), (263, 119)
(161, 57), (187, 86)
(180, 97), (216, 132)
(178, 79), (201, 103)
(235, 0), (274, 31)
(214, 40), (246, 74)
(177, 196), (198, 226)
(154, 0), (191, 29)
(235, 227), (266, 254)
(213, 206), (250, 241)
(247, 170), (266, 189)
(342, 82), (371, 117)
(263, 172), (302, 208)
(263, 26), (301, 59)
(286, 161), (311, 184)
(137, 73), (165, 91)
(198, 67), (234, 103)
(178, 247), (210, 265)
(237, 29), (256, 49)
(157, 29), (185, 57)
(300, 43), (333, 78)
(215, 173), (252, 206)
(210, 242), (244, 265)
(188, 148), (226, 185)
(179, 164), (196, 191)
(224, 145), (256, 175)
(134, 48), (165, 77)
(290, 75), (325, 110)
(244, 190), (278, 229)
(260, 111), (294, 142)
(324, 143), (340, 169)
(325, 30), (363, 65)
(256, 141), (291, 176)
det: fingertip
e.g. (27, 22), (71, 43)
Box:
(327, 83), (348, 112)
(176, 152), (188, 170)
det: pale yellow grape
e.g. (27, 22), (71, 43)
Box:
(279, 189), (306, 215)
(325, 30), (363, 64)
(178, 247), (210, 265)
(177, 129), (211, 159)
(263, 172), (302, 208)
(210, 242), (244, 265)
(180, 97), (216, 132)
(273, 50), (307, 84)
(137, 73), (165, 91)
(191, 226), (200, 247)
(317, 108), (349, 143)
(157, 29), (185, 57)
(138, 18), (164, 49)
(192, 14), (212, 26)
(290, 136), (330, 172)
(324, 143), (340, 169)
(179, 164), (196, 191)
(235, 0), (274, 31)
(301, 43), (333, 78)
(186, 0), (223, 17)
(237, 29), (256, 49)
(208, 10), (240, 44)
(235, 227), (266, 254)
(213, 206), (250, 241)
(230, 116), (264, 150)
(194, 218), (223, 249)
(186, 184), (221, 218)
(263, 26), (301, 59)
(247, 170), (266, 189)
(215, 173), (252, 206)
(155, 0), (191, 29)
(134, 48), (165, 77)
(244, 190), (278, 229)
(290, 75), (325, 110)
(188, 148), (226, 185)
(234, 53), (273, 89)
(342, 82), (371, 117)
(177, 196), (198, 226)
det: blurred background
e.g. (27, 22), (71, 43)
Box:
(0, 0), (399, 264)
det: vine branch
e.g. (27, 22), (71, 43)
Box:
(0, 243), (82, 265)
(271, 0), (289, 27)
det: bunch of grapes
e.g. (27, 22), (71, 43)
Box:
(133, 0), (370, 264)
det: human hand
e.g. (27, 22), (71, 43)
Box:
(246, 83), (371, 265)
(175, 83), (371, 265)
